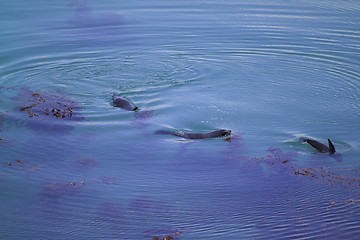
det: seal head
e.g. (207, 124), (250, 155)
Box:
(112, 94), (139, 111)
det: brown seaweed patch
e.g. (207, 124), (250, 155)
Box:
(15, 88), (84, 123)
(4, 160), (40, 172)
(264, 147), (298, 165)
(143, 227), (184, 240)
(232, 147), (298, 167)
(230, 148), (360, 189)
(12, 88), (85, 133)
(293, 167), (360, 187)
(39, 180), (85, 201)
(327, 199), (360, 214)
(19, 91), (76, 120)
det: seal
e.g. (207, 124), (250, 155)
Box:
(300, 138), (336, 154)
(154, 129), (231, 139)
(112, 94), (139, 111)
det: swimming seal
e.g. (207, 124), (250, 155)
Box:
(301, 138), (336, 154)
(112, 94), (139, 111)
(155, 129), (231, 139)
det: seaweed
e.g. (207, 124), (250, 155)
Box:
(17, 90), (82, 121)
(143, 227), (184, 240)
(75, 156), (98, 172)
(327, 199), (360, 214)
(14, 88), (84, 133)
(3, 160), (40, 173)
(230, 147), (360, 188)
(38, 180), (85, 201)
(293, 167), (360, 187)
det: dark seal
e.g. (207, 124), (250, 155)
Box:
(112, 94), (139, 111)
(300, 138), (336, 154)
(155, 129), (231, 139)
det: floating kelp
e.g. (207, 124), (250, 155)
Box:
(293, 167), (360, 187)
(39, 180), (85, 201)
(13, 87), (84, 133)
(4, 160), (40, 173)
(17, 89), (82, 120)
(230, 147), (360, 188)
(234, 147), (298, 172)
(327, 199), (360, 214)
(143, 227), (184, 240)
(265, 147), (298, 166)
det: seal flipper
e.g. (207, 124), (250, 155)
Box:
(328, 139), (336, 154)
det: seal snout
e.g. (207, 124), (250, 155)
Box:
(218, 129), (231, 137)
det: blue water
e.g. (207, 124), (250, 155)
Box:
(1, 0), (360, 239)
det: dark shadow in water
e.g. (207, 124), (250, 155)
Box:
(38, 181), (85, 202)
(97, 201), (126, 225)
(330, 153), (344, 163)
(68, 0), (123, 28)
(129, 195), (171, 220)
(74, 156), (99, 172)
(66, 0), (132, 47)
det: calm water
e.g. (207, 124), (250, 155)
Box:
(1, 0), (360, 239)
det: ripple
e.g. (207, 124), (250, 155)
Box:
(1, 0), (360, 239)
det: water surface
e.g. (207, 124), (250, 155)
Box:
(1, 0), (360, 239)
